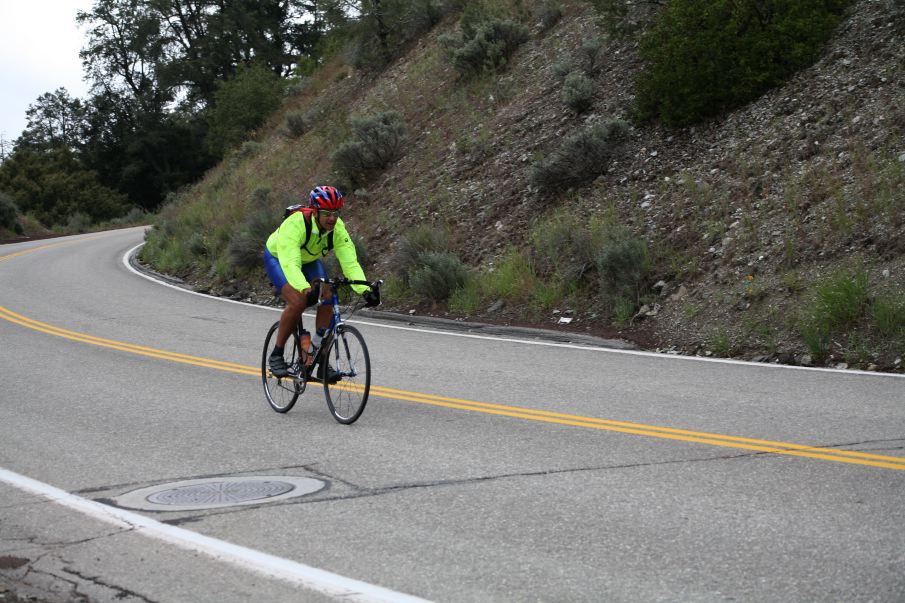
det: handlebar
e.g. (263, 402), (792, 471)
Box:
(309, 277), (382, 290)
(306, 278), (381, 313)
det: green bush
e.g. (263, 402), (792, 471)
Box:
(64, 212), (92, 234)
(562, 72), (596, 114)
(529, 211), (650, 317)
(813, 269), (870, 330)
(707, 328), (735, 357)
(237, 141), (262, 159)
(798, 269), (870, 361)
(485, 249), (537, 302)
(801, 320), (832, 362)
(552, 59), (574, 80)
(449, 277), (482, 313)
(103, 206), (147, 228)
(451, 19), (530, 78)
(535, 2), (563, 33)
(283, 76), (310, 97)
(531, 120), (629, 192)
(285, 110), (317, 138)
(394, 224), (450, 285)
(531, 213), (602, 284)
(872, 294), (905, 337)
(635, 0), (852, 126)
(332, 111), (407, 186)
(141, 200), (198, 276)
(227, 188), (280, 272)
(227, 208), (280, 271)
(578, 38), (605, 75)
(409, 251), (469, 302)
(206, 62), (285, 156)
(595, 229), (651, 302)
(456, 1), (529, 39)
(612, 298), (636, 326)
(0, 191), (23, 234)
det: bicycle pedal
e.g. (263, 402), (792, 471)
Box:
(270, 370), (303, 382)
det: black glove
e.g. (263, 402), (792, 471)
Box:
(363, 289), (380, 307)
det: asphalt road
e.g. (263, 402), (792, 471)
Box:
(1, 228), (904, 602)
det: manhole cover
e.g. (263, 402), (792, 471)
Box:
(147, 480), (295, 505)
(113, 476), (325, 511)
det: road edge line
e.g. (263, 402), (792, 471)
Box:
(0, 467), (430, 603)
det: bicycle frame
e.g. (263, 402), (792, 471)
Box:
(296, 277), (378, 379)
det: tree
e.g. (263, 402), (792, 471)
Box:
(78, 0), (170, 115)
(0, 147), (130, 225)
(0, 134), (12, 161)
(16, 88), (87, 152)
(63, 0), (364, 214)
(76, 0), (217, 210)
(205, 62), (285, 157)
(80, 91), (214, 211)
(351, 0), (448, 70)
(148, 0), (330, 108)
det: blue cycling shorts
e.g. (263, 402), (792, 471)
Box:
(263, 248), (327, 295)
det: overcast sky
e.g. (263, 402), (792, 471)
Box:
(0, 0), (94, 147)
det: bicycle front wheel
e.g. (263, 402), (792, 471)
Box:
(322, 325), (370, 424)
(262, 321), (302, 413)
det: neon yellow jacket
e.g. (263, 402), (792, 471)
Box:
(265, 211), (367, 293)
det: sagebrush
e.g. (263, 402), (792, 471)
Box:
(562, 72), (596, 114)
(394, 224), (451, 285)
(531, 120), (629, 191)
(409, 251), (469, 302)
(450, 19), (530, 78)
(332, 111), (407, 186)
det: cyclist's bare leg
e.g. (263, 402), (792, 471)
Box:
(276, 283), (311, 348)
(314, 283), (332, 332)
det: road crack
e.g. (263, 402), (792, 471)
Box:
(62, 567), (159, 603)
(159, 450), (763, 524)
(115, 438), (905, 527)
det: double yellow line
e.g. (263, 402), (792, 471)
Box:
(0, 306), (257, 375)
(368, 385), (905, 471)
(2, 304), (904, 472)
(0, 238), (90, 262)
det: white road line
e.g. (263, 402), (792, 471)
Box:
(122, 242), (905, 380)
(0, 467), (430, 603)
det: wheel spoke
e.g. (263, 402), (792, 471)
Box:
(262, 322), (302, 413)
(323, 325), (370, 424)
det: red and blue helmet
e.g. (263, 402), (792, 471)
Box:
(309, 185), (344, 210)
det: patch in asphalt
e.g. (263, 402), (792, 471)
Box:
(112, 476), (325, 511)
(0, 556), (29, 570)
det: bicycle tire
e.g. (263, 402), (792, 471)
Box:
(262, 321), (302, 413)
(321, 325), (370, 424)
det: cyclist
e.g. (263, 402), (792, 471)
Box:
(263, 185), (378, 378)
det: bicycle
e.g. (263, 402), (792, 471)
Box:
(261, 277), (380, 424)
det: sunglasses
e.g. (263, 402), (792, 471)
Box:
(319, 209), (341, 217)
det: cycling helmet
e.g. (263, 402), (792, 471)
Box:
(309, 185), (344, 210)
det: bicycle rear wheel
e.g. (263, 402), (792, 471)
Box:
(262, 321), (303, 413)
(321, 325), (370, 424)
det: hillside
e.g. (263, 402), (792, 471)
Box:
(142, 0), (905, 372)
